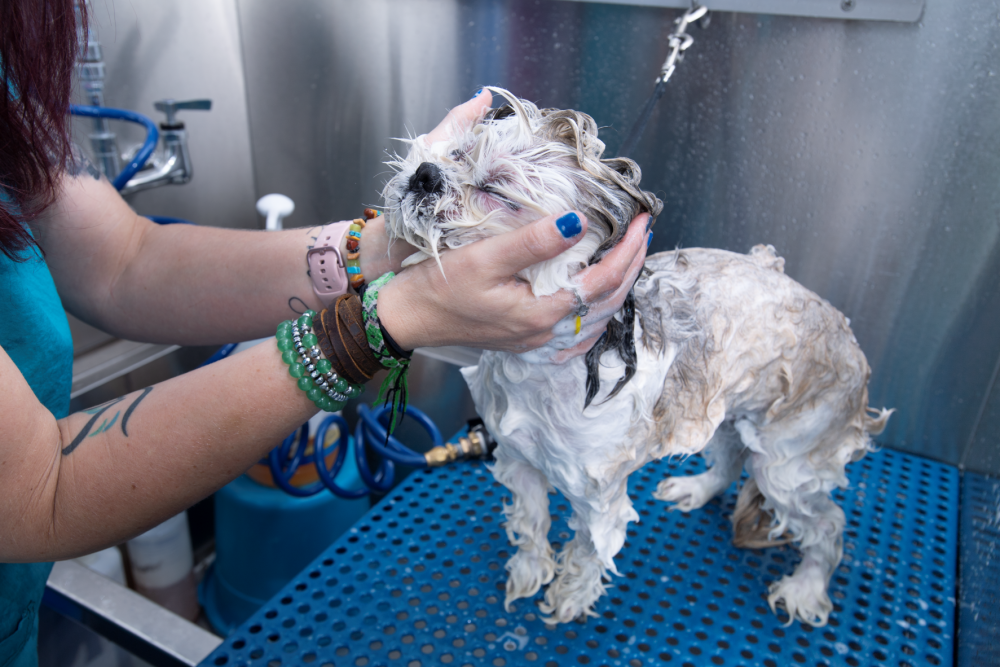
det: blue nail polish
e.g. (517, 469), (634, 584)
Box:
(471, 88), (483, 99)
(556, 212), (582, 238)
(647, 231), (654, 247)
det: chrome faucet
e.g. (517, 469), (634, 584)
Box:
(119, 99), (212, 196)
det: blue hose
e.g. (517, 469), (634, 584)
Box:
(265, 404), (440, 498)
(313, 415), (368, 499)
(268, 426), (326, 498)
(200, 343), (238, 367)
(146, 215), (194, 225)
(69, 104), (159, 191)
(357, 404), (438, 468)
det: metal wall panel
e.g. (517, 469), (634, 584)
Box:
(75, 0), (258, 230)
(68, 0), (261, 364)
(236, 0), (1000, 474)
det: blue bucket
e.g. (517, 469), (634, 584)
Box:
(200, 435), (368, 635)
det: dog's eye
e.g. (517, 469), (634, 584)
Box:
(481, 185), (520, 212)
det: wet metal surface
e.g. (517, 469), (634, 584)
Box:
(235, 0), (1000, 474)
(957, 472), (1000, 666)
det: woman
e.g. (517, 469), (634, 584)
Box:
(0, 3), (650, 665)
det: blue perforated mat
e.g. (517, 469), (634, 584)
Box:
(202, 446), (958, 667)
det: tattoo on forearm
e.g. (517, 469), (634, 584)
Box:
(121, 387), (154, 437)
(288, 296), (308, 315)
(306, 226), (322, 250)
(62, 387), (155, 456)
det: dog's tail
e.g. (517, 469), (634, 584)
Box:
(731, 478), (792, 550)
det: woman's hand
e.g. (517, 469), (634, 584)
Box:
(548, 213), (650, 363)
(376, 210), (651, 357)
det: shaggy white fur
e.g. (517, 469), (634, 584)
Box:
(381, 88), (891, 627)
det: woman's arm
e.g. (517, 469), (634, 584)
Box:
(27, 94), (499, 346)
(32, 89), (648, 354)
(28, 170), (408, 345)
(0, 338), (314, 562)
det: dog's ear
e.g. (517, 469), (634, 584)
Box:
(604, 157), (642, 186)
(539, 109), (603, 159)
(601, 156), (664, 221)
(488, 104), (516, 121)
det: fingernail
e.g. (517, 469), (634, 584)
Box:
(556, 212), (582, 238)
(647, 231), (654, 247)
(471, 88), (483, 99)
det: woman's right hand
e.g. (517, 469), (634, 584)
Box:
(376, 209), (650, 355)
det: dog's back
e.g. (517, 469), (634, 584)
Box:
(637, 245), (874, 461)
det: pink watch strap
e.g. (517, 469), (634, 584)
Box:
(307, 221), (352, 306)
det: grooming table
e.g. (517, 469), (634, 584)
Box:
(201, 438), (963, 667)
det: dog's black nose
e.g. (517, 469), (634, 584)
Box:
(409, 162), (444, 196)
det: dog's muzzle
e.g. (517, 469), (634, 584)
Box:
(408, 162), (445, 199)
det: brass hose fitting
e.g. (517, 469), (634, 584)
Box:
(424, 419), (496, 467)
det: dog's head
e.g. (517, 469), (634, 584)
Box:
(381, 88), (663, 296)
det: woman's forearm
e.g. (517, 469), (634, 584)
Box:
(33, 172), (411, 345)
(0, 340), (315, 562)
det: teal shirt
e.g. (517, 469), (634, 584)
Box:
(0, 217), (74, 667)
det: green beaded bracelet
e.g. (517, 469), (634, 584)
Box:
(275, 310), (365, 412)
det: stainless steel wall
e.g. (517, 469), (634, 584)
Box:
(235, 0), (1000, 474)
(68, 0), (261, 356)
(75, 0), (258, 229)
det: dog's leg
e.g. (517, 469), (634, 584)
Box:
(541, 482), (637, 623)
(654, 420), (746, 511)
(539, 525), (608, 624)
(737, 419), (846, 627)
(492, 454), (557, 611)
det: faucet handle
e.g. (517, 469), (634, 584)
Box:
(153, 99), (212, 127)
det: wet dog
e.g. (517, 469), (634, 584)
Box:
(381, 88), (891, 626)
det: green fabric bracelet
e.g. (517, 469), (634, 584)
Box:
(360, 272), (410, 433)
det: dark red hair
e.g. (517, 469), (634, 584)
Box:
(0, 0), (84, 259)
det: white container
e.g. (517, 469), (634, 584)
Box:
(73, 545), (126, 585)
(126, 512), (199, 621)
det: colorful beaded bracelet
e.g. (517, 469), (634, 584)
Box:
(344, 208), (381, 291)
(276, 310), (364, 412)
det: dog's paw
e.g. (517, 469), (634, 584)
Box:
(538, 544), (609, 624)
(767, 573), (833, 627)
(539, 572), (605, 624)
(504, 548), (556, 610)
(653, 475), (716, 512)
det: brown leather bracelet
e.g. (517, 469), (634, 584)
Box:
(336, 295), (383, 376)
(315, 307), (368, 385)
(313, 295), (384, 385)
(335, 295), (383, 377)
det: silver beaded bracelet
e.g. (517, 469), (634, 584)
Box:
(291, 319), (350, 403)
